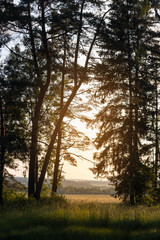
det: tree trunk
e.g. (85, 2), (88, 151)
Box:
(0, 93), (5, 205)
(52, 34), (66, 194)
(28, 118), (38, 196)
(35, 3), (101, 199)
(127, 8), (134, 204)
(155, 69), (159, 187)
(52, 130), (62, 193)
(133, 52), (140, 204)
(130, 193), (135, 205)
(35, 83), (81, 200)
(28, 1), (51, 197)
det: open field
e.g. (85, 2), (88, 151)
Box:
(65, 194), (120, 203)
(1, 195), (160, 239)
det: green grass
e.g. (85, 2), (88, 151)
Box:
(1, 196), (160, 239)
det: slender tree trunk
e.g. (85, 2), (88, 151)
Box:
(0, 93), (5, 205)
(134, 69), (139, 159)
(35, 83), (81, 200)
(35, 155), (38, 185)
(74, 0), (85, 86)
(127, 9), (134, 204)
(28, 1), (51, 197)
(155, 72), (159, 187)
(52, 35), (66, 194)
(29, 117), (38, 196)
(52, 131), (62, 193)
(133, 57), (140, 204)
(27, 2), (41, 197)
(128, 57), (134, 204)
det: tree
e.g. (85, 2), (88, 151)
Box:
(0, 1), (31, 204)
(1, 0), (106, 199)
(0, 47), (31, 204)
(92, 0), (158, 204)
(34, 0), (107, 200)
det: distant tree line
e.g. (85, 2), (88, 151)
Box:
(0, 0), (160, 205)
(57, 186), (115, 195)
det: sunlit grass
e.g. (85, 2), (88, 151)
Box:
(1, 195), (160, 239)
(65, 194), (120, 203)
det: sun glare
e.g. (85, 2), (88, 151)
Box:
(71, 119), (97, 140)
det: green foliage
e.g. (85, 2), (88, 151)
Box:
(92, 0), (160, 204)
(3, 188), (25, 202)
(41, 183), (51, 197)
(1, 193), (66, 210)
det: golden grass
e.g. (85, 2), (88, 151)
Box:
(1, 195), (160, 240)
(64, 194), (121, 203)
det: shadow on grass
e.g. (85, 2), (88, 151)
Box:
(1, 226), (160, 240)
(1, 198), (160, 240)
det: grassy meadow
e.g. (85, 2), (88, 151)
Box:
(1, 195), (160, 239)
(64, 194), (120, 203)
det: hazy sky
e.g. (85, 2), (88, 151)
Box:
(63, 151), (96, 180)
(62, 118), (98, 180)
(9, 119), (98, 180)
(11, 154), (96, 180)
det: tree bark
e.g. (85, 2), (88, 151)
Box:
(28, 1), (51, 197)
(35, 83), (81, 199)
(52, 130), (62, 193)
(155, 67), (159, 187)
(0, 92), (5, 205)
(52, 34), (66, 194)
(127, 6), (134, 204)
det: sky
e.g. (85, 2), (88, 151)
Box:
(8, 118), (100, 181)
(62, 118), (98, 180)
(62, 150), (96, 180)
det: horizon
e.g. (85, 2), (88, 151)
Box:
(15, 176), (109, 182)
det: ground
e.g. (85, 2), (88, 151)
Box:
(1, 194), (160, 240)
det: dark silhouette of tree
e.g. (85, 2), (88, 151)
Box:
(0, 2), (29, 204)
(35, 0), (106, 200)
(2, 0), (105, 199)
(0, 47), (31, 204)
(92, 0), (159, 204)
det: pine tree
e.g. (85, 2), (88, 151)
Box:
(0, 46), (31, 204)
(92, 0), (157, 204)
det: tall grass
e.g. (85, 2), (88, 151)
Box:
(1, 195), (160, 239)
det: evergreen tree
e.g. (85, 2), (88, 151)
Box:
(0, 46), (31, 204)
(92, 0), (157, 204)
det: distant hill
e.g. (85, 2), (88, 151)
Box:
(14, 177), (115, 195)
(60, 179), (111, 188)
(15, 177), (28, 186)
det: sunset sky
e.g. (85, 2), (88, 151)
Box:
(62, 117), (98, 180)
(10, 118), (99, 181)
